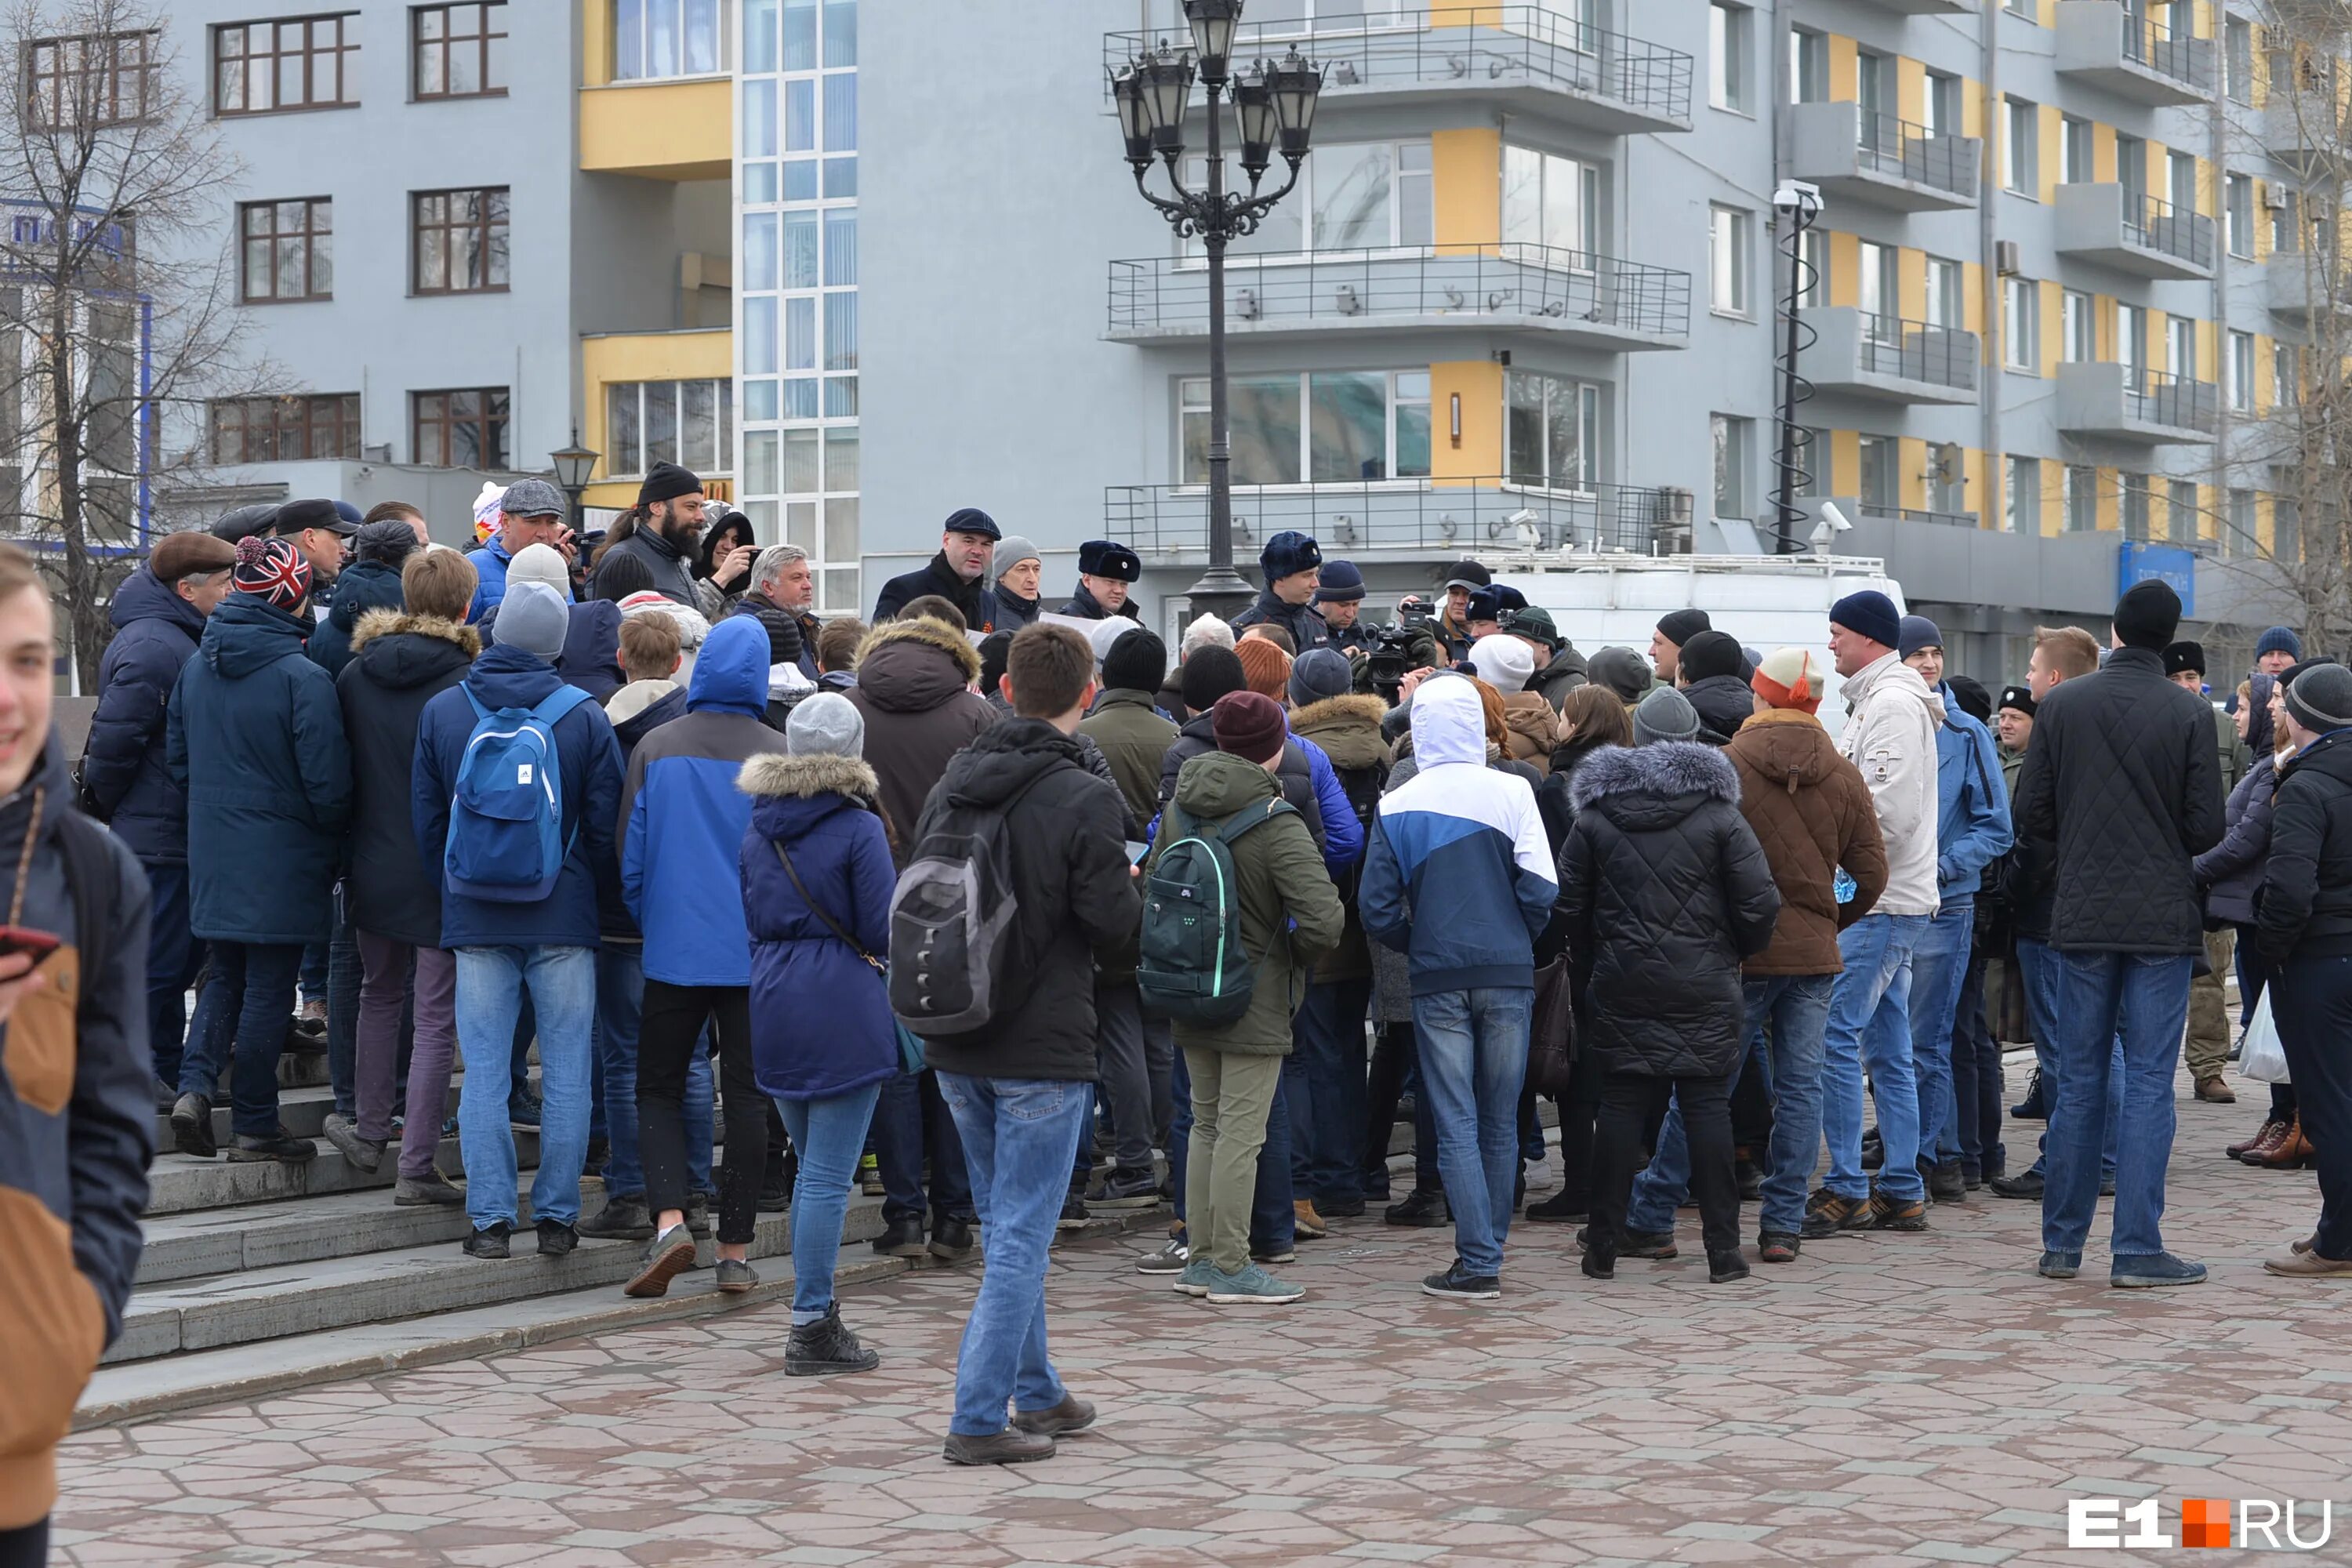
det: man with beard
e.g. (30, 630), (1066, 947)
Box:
(873, 507), (1001, 629)
(1058, 540), (1143, 622)
(595, 463), (738, 617)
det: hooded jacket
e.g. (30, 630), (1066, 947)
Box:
(1229, 590), (1332, 653)
(1723, 709), (1888, 975)
(739, 751), (901, 1100)
(1360, 676), (1556, 995)
(2256, 728), (2352, 963)
(844, 616), (998, 859)
(1079, 685), (1180, 831)
(622, 617), (791, 987)
(1156, 750), (1345, 1056)
(1555, 742), (1781, 1076)
(412, 641), (626, 951)
(1289, 693), (1390, 981)
(80, 568), (204, 863)
(872, 551), (1000, 630)
(2195, 751), (2279, 926)
(306, 557), (406, 681)
(336, 612), (477, 949)
(1529, 645), (1588, 712)
(0, 739), (151, 1534)
(1929, 685), (2013, 898)
(1835, 649), (1945, 918)
(1056, 580), (1143, 623)
(1500, 690), (1559, 776)
(606, 678), (688, 766)
(165, 593), (353, 945)
(1681, 673), (1754, 745)
(910, 719), (1142, 1082)
(2014, 645), (2227, 953)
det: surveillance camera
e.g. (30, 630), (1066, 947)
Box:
(1820, 501), (1853, 532)
(1772, 180), (1823, 217)
(1507, 507), (1538, 529)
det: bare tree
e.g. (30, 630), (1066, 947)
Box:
(0, 0), (263, 685)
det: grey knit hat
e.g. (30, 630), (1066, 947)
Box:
(787, 690), (866, 757)
(1287, 647), (1354, 706)
(993, 535), (1042, 578)
(1632, 684), (1701, 746)
(498, 580), (569, 659)
(2284, 663), (2352, 736)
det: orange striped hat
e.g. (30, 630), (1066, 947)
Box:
(1751, 647), (1824, 714)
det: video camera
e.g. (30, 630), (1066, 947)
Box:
(1367, 593), (1440, 699)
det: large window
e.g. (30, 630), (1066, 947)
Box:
(412, 387), (508, 468)
(1857, 434), (1896, 510)
(1179, 371), (1430, 485)
(2227, 488), (2256, 557)
(2003, 96), (2038, 195)
(604, 379), (735, 478)
(615, 0), (730, 81)
(1709, 205), (1751, 315)
(412, 187), (508, 294)
(2227, 172), (2253, 257)
(1788, 25), (1827, 103)
(2226, 16), (2253, 104)
(1711, 414), (1754, 521)
(238, 198), (331, 302)
(213, 13), (358, 114)
(24, 30), (155, 129)
(2064, 464), (2098, 532)
(209, 394), (361, 465)
(414, 3), (506, 98)
(2061, 114), (2092, 184)
(2168, 478), (2198, 546)
(2227, 329), (2254, 410)
(1190, 140), (1432, 255)
(1506, 372), (1600, 492)
(2122, 472), (2151, 540)
(2062, 289), (2093, 362)
(1708, 2), (1749, 113)
(2003, 277), (2038, 370)
(2006, 456), (2041, 534)
(1503, 145), (1595, 256)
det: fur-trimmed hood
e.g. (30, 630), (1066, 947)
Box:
(1569, 739), (1741, 828)
(347, 608), (480, 658)
(1290, 693), (1388, 733)
(738, 750), (880, 801)
(853, 613), (982, 714)
(1290, 693), (1390, 771)
(345, 608), (479, 692)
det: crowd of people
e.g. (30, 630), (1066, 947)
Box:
(9, 466), (2350, 1535)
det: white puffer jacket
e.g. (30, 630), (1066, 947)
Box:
(1837, 652), (1945, 917)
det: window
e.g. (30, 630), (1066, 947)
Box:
(412, 187), (508, 293)
(2003, 96), (2038, 195)
(1708, 2), (1749, 113)
(2122, 472), (2151, 540)
(2062, 289), (2093, 362)
(1857, 241), (1894, 327)
(209, 394), (360, 464)
(1502, 145), (1592, 256)
(1924, 71), (1959, 138)
(2115, 132), (2145, 197)
(1796, 228), (1828, 308)
(213, 13), (358, 114)
(2064, 464), (2098, 532)
(2227, 329), (2254, 410)
(2274, 186), (2301, 252)
(2168, 151), (2198, 214)
(1788, 25), (1827, 103)
(2168, 478), (2198, 546)
(1709, 205), (1751, 314)
(1192, 140), (1432, 255)
(2227, 488), (2255, 557)
(1855, 48), (1889, 118)
(2004, 0), (2036, 16)
(1711, 413), (1753, 521)
(2167, 315), (2196, 378)
(1506, 372), (1601, 492)
(604, 379), (735, 477)
(1857, 434), (1895, 510)
(2226, 173), (2253, 257)
(1178, 372), (1430, 486)
(614, 0), (728, 81)
(24, 30), (156, 129)
(2004, 277), (2038, 370)
(2276, 340), (2297, 405)
(412, 387), (509, 468)
(2061, 114), (2092, 184)
(2276, 496), (2301, 563)
(238, 198), (331, 302)
(413, 3), (506, 98)
(1926, 256), (1962, 328)
(2226, 16), (2252, 104)
(2117, 302), (2143, 377)
(2007, 456), (2041, 534)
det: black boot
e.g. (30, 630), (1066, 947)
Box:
(170, 1092), (216, 1159)
(2010, 1069), (2046, 1120)
(786, 1303), (880, 1377)
(1384, 1188), (1450, 1227)
(873, 1216), (927, 1258)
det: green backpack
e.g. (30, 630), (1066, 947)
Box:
(1137, 797), (1295, 1027)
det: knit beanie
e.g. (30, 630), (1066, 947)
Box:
(1287, 647), (1354, 706)
(1655, 608), (1711, 649)
(1998, 683), (2035, 718)
(231, 535), (310, 609)
(637, 461), (702, 507)
(1235, 637), (1293, 699)
(498, 580), (570, 659)
(507, 542), (574, 602)
(1588, 646), (1650, 705)
(977, 630), (1014, 701)
(1898, 615), (1944, 659)
(1828, 590), (1900, 650)
(1750, 647), (1824, 713)
(2284, 662), (2352, 735)
(352, 518), (423, 569)
(1947, 674), (1993, 726)
(1181, 646), (1247, 713)
(992, 535), (1041, 577)
(1314, 559), (1366, 603)
(2256, 626), (2303, 662)
(786, 691), (866, 757)
(1211, 689), (1289, 765)
(1101, 628), (1168, 694)
(2111, 579), (2182, 652)
(1677, 630), (1745, 683)
(1633, 684), (1701, 746)
(1467, 633), (1535, 695)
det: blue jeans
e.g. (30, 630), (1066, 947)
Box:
(1907, 903), (1974, 1170)
(1169, 1045), (1294, 1250)
(1821, 913), (1930, 1203)
(1412, 987), (1533, 1277)
(934, 1073), (1086, 1436)
(178, 941), (302, 1137)
(874, 1069), (975, 1225)
(775, 1083), (884, 1325)
(2043, 951), (2191, 1258)
(2016, 937), (2118, 1180)
(1630, 973), (1834, 1240)
(455, 946), (595, 1231)
(140, 860), (199, 1090)
(1287, 978), (1370, 1207)
(592, 947), (713, 1200)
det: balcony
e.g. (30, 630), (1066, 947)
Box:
(2263, 86), (2350, 177)
(1852, 0), (1976, 13)
(579, 78), (729, 180)
(1788, 103), (1980, 213)
(2053, 2), (2212, 108)
(1105, 477), (1683, 559)
(1105, 246), (1690, 350)
(2265, 250), (2352, 325)
(2056, 363), (2219, 444)
(1800, 310), (1980, 405)
(2054, 184), (2216, 280)
(1102, 8), (1692, 137)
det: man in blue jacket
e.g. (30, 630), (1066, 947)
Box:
(413, 581), (624, 1260)
(1898, 617), (2013, 1201)
(80, 531), (234, 1098)
(616, 616), (789, 1298)
(465, 477), (571, 623)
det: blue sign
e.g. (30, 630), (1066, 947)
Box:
(2118, 539), (2194, 618)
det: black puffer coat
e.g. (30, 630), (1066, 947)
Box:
(1555, 742), (1780, 1076)
(1682, 673), (1753, 744)
(336, 611), (477, 948)
(2257, 729), (2352, 964)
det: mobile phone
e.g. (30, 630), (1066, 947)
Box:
(0, 924), (60, 962)
(1124, 840), (1151, 866)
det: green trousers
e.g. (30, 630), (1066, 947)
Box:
(1181, 1046), (1282, 1275)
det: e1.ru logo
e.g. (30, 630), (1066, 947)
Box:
(2069, 1497), (2334, 1549)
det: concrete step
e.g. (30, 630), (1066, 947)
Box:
(136, 1186), (540, 1287)
(145, 1128), (544, 1217)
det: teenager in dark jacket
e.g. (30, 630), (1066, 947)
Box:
(1557, 738), (1780, 1284)
(330, 550), (478, 1199)
(921, 625), (1142, 1465)
(0, 547), (153, 1561)
(1674, 630), (1753, 744)
(307, 520), (419, 680)
(1229, 530), (1334, 653)
(871, 507), (1002, 629)
(412, 581), (624, 1261)
(740, 693), (898, 1374)
(165, 537), (351, 1164)
(80, 532), (233, 1094)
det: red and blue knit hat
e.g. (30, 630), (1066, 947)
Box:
(233, 534), (311, 609)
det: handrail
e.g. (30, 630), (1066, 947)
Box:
(2122, 11), (2210, 89)
(2122, 367), (2220, 433)
(1847, 311), (1980, 390)
(1103, 476), (1679, 557)
(2122, 190), (2216, 269)
(1851, 110), (1978, 196)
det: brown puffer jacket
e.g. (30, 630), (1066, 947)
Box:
(1289, 693), (1390, 982)
(1724, 708), (1889, 975)
(1501, 691), (1559, 777)
(844, 615), (996, 863)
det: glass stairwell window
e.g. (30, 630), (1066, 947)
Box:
(615, 0), (731, 81)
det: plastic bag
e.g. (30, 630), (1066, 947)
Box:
(2238, 989), (2290, 1083)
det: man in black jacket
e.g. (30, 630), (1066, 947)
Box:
(593, 463), (735, 615)
(1674, 630), (1753, 743)
(920, 625), (1141, 1466)
(1056, 539), (1143, 622)
(2013, 581), (2225, 1287)
(873, 507), (1002, 629)
(1229, 531), (1332, 652)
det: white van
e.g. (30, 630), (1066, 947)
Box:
(1490, 554), (1908, 732)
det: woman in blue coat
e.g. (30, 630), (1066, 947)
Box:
(739, 691), (898, 1377)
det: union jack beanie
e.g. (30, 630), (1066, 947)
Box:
(233, 534), (311, 610)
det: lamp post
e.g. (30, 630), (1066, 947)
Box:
(1113, 0), (1321, 622)
(549, 427), (600, 539)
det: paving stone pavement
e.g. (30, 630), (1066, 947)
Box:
(53, 1061), (2352, 1567)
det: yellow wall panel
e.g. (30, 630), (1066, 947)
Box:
(2041, 280), (2063, 378)
(1898, 247), (1926, 321)
(2040, 454), (2067, 538)
(1431, 129), (1501, 252)
(1828, 430), (1860, 497)
(1962, 75), (1984, 140)
(1897, 57), (1925, 125)
(1829, 35), (1858, 102)
(1963, 261), (1985, 338)
(1828, 231), (1860, 308)
(581, 0), (612, 86)
(2093, 122), (2118, 184)
(1899, 437), (1928, 510)
(1429, 361), (1503, 480)
(580, 80), (731, 180)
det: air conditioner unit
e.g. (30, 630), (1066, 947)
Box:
(2265, 186), (2289, 210)
(1995, 240), (2021, 276)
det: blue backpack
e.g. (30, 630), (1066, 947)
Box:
(444, 684), (593, 902)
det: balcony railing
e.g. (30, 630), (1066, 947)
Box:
(1852, 314), (1980, 392)
(2122, 191), (2216, 271)
(1105, 476), (1684, 558)
(1853, 111), (1978, 199)
(2122, 13), (2209, 92)
(1107, 245), (1691, 343)
(1102, 6), (1693, 131)
(2125, 368), (2221, 434)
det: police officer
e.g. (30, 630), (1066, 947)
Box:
(1230, 529), (1331, 652)
(1058, 539), (1143, 621)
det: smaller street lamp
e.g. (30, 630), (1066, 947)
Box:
(549, 427), (600, 536)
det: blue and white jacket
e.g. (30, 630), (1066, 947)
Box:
(1359, 674), (1557, 994)
(1932, 684), (2013, 898)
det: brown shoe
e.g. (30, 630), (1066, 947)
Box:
(2194, 1076), (2238, 1104)
(942, 1428), (1054, 1466)
(2251, 1116), (2313, 1170)
(1010, 1392), (1096, 1438)
(2265, 1249), (2352, 1277)
(1869, 1190), (1928, 1232)
(1800, 1192), (1873, 1239)
(2230, 1119), (2288, 1160)
(1292, 1200), (1328, 1240)
(2295, 1232), (2319, 1255)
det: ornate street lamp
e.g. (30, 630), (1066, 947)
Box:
(1113, 1), (1321, 621)
(549, 428), (600, 536)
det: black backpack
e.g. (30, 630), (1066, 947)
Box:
(1137, 797), (1295, 1027)
(887, 770), (1051, 1036)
